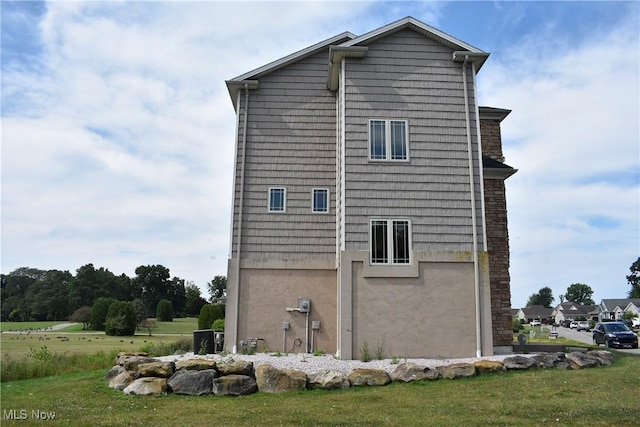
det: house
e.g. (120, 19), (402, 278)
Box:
(516, 306), (553, 325)
(551, 302), (599, 325)
(224, 17), (516, 359)
(598, 299), (640, 321)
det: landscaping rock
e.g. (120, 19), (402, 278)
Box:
(217, 360), (254, 376)
(168, 369), (217, 396)
(587, 350), (615, 366)
(175, 358), (217, 371)
(532, 353), (570, 370)
(212, 374), (258, 396)
(566, 351), (601, 369)
(437, 363), (476, 379)
(255, 364), (307, 393)
(124, 377), (167, 395)
(136, 361), (175, 378)
(123, 356), (159, 371)
(473, 360), (505, 374)
(308, 369), (351, 389)
(504, 355), (539, 370)
(391, 362), (440, 382)
(347, 368), (391, 386)
(105, 365), (125, 381)
(116, 351), (149, 366)
(108, 371), (139, 390)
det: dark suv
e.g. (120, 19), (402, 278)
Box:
(592, 322), (639, 349)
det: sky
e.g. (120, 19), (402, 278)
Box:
(1, 1), (638, 307)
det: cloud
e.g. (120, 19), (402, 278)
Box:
(479, 11), (640, 305)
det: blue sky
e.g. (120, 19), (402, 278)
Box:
(1, 1), (638, 307)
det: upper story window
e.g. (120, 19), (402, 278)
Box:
(268, 187), (286, 212)
(369, 119), (408, 161)
(312, 188), (329, 213)
(370, 219), (411, 265)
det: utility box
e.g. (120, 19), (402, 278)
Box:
(193, 329), (214, 355)
(298, 298), (310, 313)
(312, 320), (321, 330)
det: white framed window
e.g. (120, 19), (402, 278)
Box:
(369, 119), (408, 161)
(268, 187), (286, 212)
(312, 188), (329, 213)
(370, 219), (411, 265)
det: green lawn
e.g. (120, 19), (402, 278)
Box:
(2, 352), (639, 426)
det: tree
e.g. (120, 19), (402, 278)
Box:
(627, 257), (640, 298)
(69, 306), (92, 330)
(208, 275), (227, 303)
(198, 304), (225, 330)
(134, 265), (171, 316)
(564, 283), (595, 305)
(526, 287), (554, 308)
(105, 301), (137, 336)
(90, 297), (117, 331)
(139, 318), (157, 336)
(26, 270), (73, 320)
(184, 282), (207, 316)
(156, 299), (174, 322)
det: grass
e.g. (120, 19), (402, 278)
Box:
(1, 352), (639, 426)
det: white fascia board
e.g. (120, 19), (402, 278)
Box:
(452, 51), (491, 71)
(225, 80), (259, 111)
(327, 46), (368, 91)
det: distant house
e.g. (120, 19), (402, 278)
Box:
(551, 302), (599, 324)
(224, 17), (516, 359)
(516, 306), (553, 324)
(598, 299), (640, 321)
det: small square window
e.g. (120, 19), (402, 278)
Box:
(369, 119), (408, 161)
(312, 188), (329, 213)
(268, 187), (286, 212)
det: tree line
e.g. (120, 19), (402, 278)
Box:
(0, 264), (227, 323)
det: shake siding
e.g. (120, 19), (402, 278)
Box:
(343, 29), (481, 252)
(230, 51), (336, 260)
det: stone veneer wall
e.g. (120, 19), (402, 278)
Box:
(481, 118), (513, 347)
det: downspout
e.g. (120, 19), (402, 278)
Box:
(462, 56), (482, 357)
(233, 83), (250, 351)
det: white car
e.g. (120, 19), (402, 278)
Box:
(530, 320), (541, 326)
(570, 321), (578, 329)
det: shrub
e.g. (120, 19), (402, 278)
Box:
(156, 299), (174, 322)
(141, 338), (192, 357)
(211, 318), (225, 331)
(90, 297), (117, 331)
(198, 304), (225, 330)
(105, 301), (137, 336)
(513, 318), (524, 332)
(69, 306), (92, 329)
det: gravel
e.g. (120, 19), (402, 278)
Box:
(157, 352), (529, 375)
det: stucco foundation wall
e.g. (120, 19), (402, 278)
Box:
(233, 267), (337, 354)
(349, 260), (478, 359)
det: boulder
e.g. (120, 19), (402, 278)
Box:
(116, 351), (149, 366)
(216, 360), (254, 376)
(175, 358), (217, 371)
(391, 362), (440, 382)
(587, 350), (615, 366)
(532, 353), (570, 370)
(124, 377), (167, 395)
(347, 368), (391, 386)
(308, 370), (351, 389)
(566, 352), (601, 369)
(167, 369), (217, 396)
(255, 364), (307, 393)
(123, 356), (159, 371)
(212, 374), (258, 396)
(473, 360), (505, 374)
(136, 361), (176, 378)
(503, 356), (538, 370)
(108, 371), (139, 390)
(105, 365), (125, 381)
(437, 363), (476, 379)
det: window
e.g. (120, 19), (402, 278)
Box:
(369, 119), (408, 161)
(312, 188), (329, 213)
(370, 219), (411, 264)
(268, 187), (286, 212)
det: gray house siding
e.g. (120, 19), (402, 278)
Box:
(341, 29), (483, 252)
(230, 51), (337, 260)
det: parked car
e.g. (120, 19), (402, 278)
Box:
(576, 321), (590, 332)
(592, 322), (639, 349)
(561, 319), (573, 328)
(569, 321), (578, 329)
(530, 320), (541, 326)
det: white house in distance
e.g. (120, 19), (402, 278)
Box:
(224, 17), (517, 359)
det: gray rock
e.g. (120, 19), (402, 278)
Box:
(391, 362), (440, 382)
(168, 369), (217, 396)
(347, 368), (391, 386)
(532, 353), (570, 369)
(212, 374), (258, 396)
(436, 363), (476, 379)
(566, 351), (601, 369)
(105, 365), (125, 381)
(587, 350), (615, 366)
(108, 371), (138, 390)
(255, 364), (307, 393)
(122, 356), (159, 371)
(123, 377), (167, 395)
(217, 360), (254, 376)
(503, 356), (538, 370)
(116, 351), (149, 366)
(308, 369), (351, 389)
